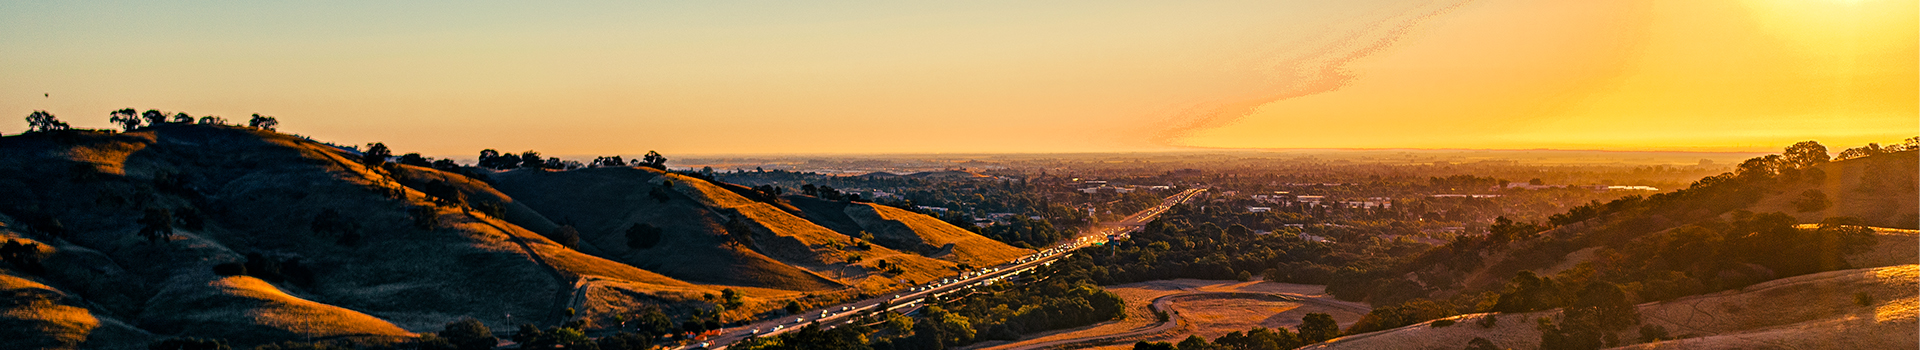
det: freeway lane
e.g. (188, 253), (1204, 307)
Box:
(685, 188), (1205, 350)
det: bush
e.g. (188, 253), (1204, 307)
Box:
(1637, 324), (1670, 343)
(439, 318), (495, 350)
(212, 263), (246, 276)
(625, 224), (663, 250)
(1430, 319), (1456, 328)
(1477, 314), (1499, 328)
(1854, 292), (1874, 306)
(549, 226), (581, 249)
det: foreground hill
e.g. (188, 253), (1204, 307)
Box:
(485, 166), (1031, 294)
(0, 125), (1036, 347)
(0, 125), (720, 347)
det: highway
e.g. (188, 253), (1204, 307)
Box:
(682, 188), (1205, 350)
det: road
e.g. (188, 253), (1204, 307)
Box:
(682, 188), (1205, 350)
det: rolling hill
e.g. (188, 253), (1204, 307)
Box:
(0, 124), (1029, 348)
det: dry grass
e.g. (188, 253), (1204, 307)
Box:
(1306, 265), (1919, 350)
(844, 203), (1032, 267)
(967, 279), (1370, 350)
(1749, 151), (1918, 229)
(141, 276), (416, 346)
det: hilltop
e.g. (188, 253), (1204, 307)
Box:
(1304, 147), (1918, 349)
(0, 124), (1027, 348)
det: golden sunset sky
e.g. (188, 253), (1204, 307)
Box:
(2, 0), (1912, 155)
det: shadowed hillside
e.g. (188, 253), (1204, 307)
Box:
(0, 125), (722, 348)
(485, 166), (1031, 294)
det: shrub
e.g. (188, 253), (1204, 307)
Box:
(1477, 314), (1499, 328)
(1854, 292), (1874, 306)
(1637, 324), (1670, 343)
(439, 318), (495, 350)
(625, 224), (663, 249)
(1431, 319), (1456, 328)
(1464, 337), (1499, 350)
(212, 263), (247, 276)
(548, 226), (581, 249)
(410, 206), (441, 230)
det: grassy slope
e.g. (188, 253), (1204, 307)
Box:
(842, 202), (1031, 267)
(785, 196), (1032, 267)
(1748, 151), (1918, 229)
(0, 125), (717, 346)
(1318, 152), (1919, 349)
(0, 270), (152, 350)
(1307, 264), (1918, 350)
(486, 167), (845, 292)
(663, 172), (966, 293)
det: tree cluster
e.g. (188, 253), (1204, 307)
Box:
(476, 149), (582, 170)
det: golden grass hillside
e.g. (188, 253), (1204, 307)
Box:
(784, 196), (1030, 267)
(488, 166), (1015, 295)
(485, 167), (844, 292)
(842, 202), (1030, 267)
(0, 125), (724, 346)
(1749, 150), (1918, 229)
(1307, 264), (1918, 350)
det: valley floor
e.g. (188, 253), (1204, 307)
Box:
(962, 279), (1371, 350)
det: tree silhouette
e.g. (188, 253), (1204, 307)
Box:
(171, 112), (193, 124)
(398, 153), (430, 167)
(24, 110), (69, 132)
(248, 114), (279, 130)
(549, 226), (581, 249)
(109, 108), (141, 131)
(498, 153), (522, 169)
(625, 223), (664, 249)
(520, 151), (543, 169)
(1782, 141), (1830, 169)
(362, 142), (392, 166)
(723, 216), (755, 248)
(641, 151), (667, 169)
(477, 149), (502, 169)
(141, 110), (168, 125)
(438, 318), (495, 350)
(138, 208), (175, 244)
(1298, 313), (1339, 343)
(197, 116), (227, 125)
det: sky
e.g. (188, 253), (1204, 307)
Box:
(2, 0), (1913, 156)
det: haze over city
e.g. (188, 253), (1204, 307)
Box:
(4, 0), (1913, 155)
